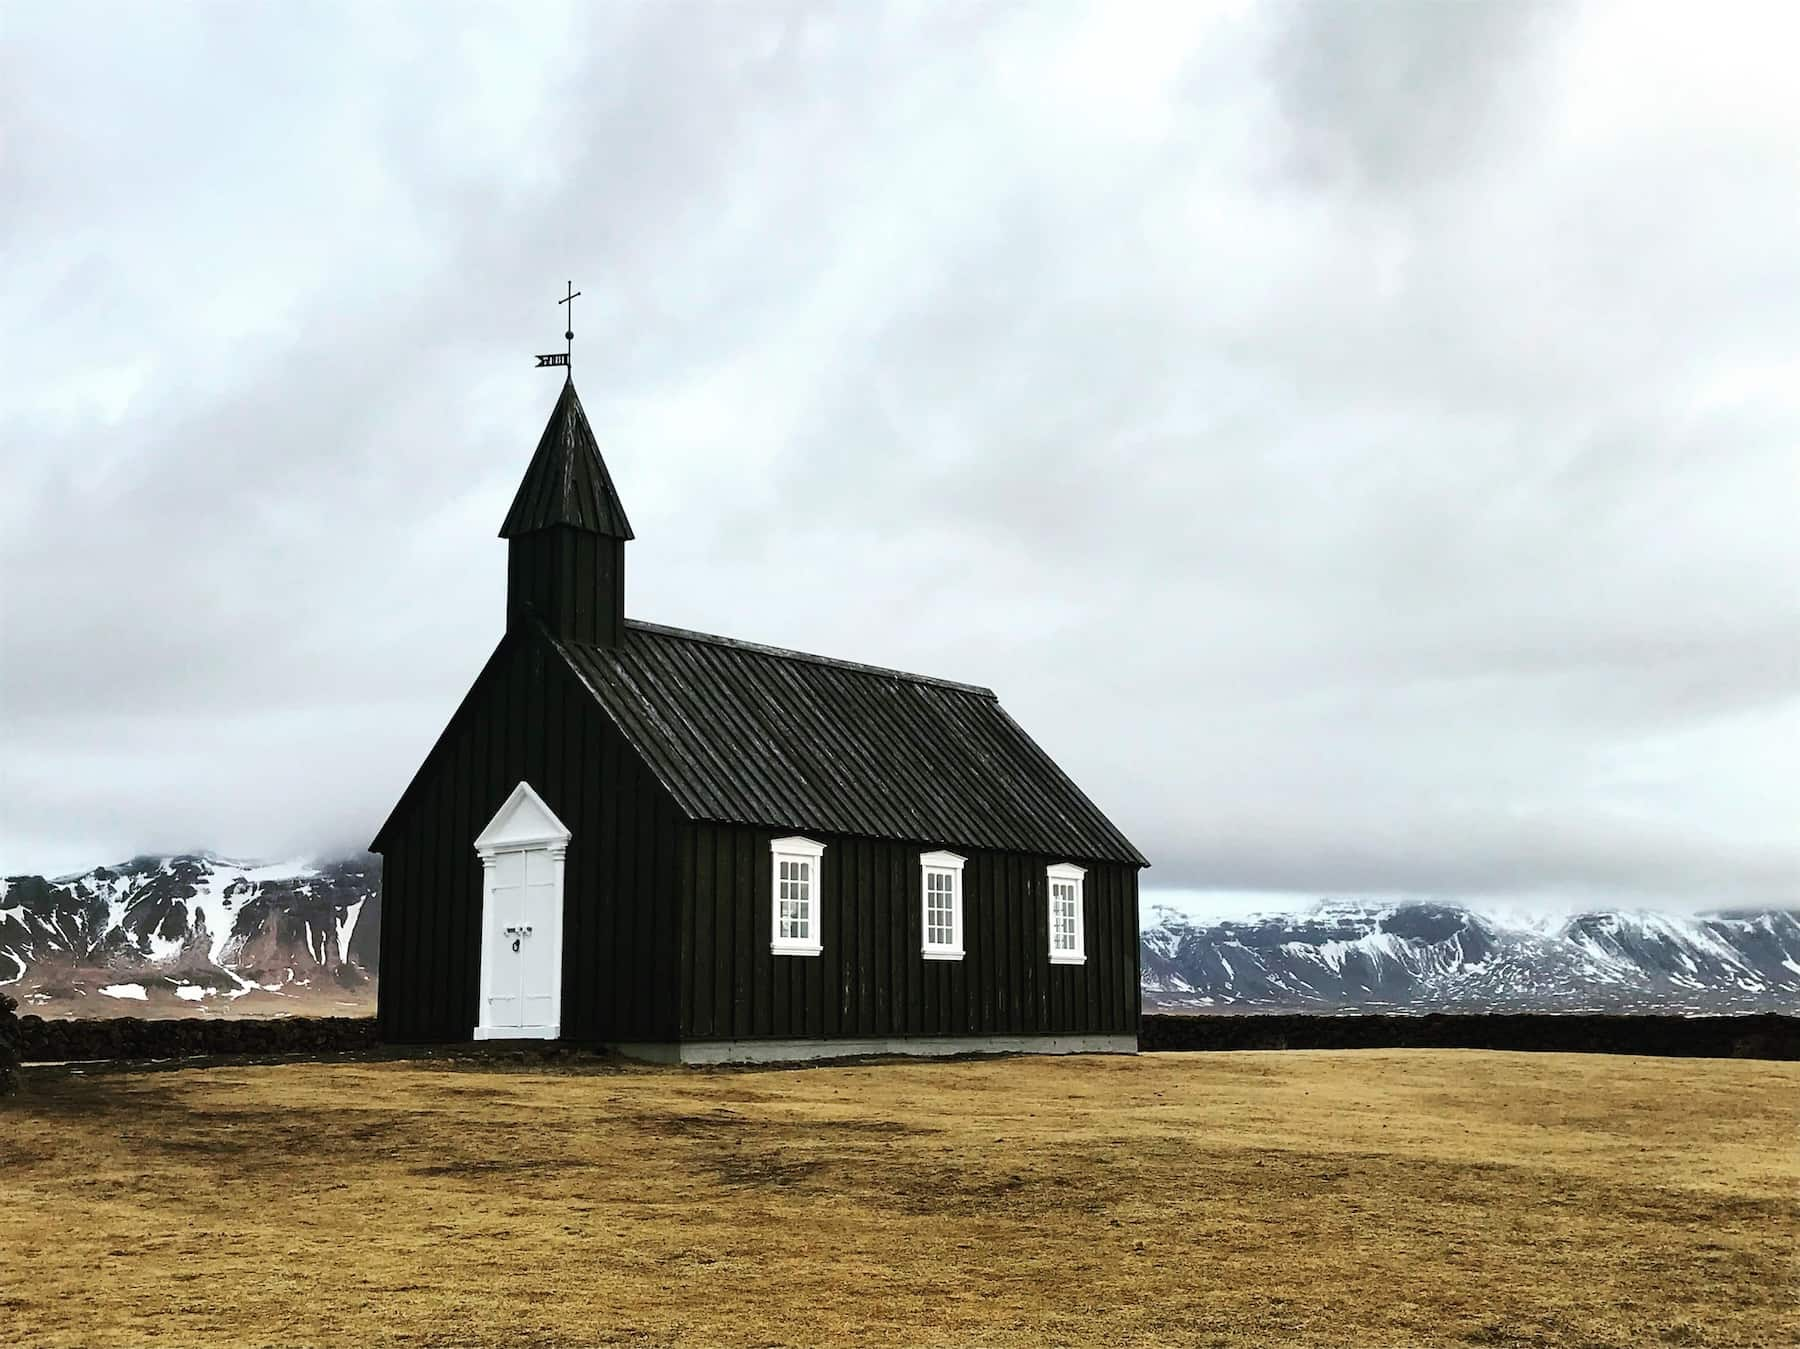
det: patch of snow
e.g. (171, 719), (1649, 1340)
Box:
(337, 898), (365, 967)
(1311, 930), (1410, 973)
(225, 858), (320, 887)
(144, 930), (188, 963)
(1310, 940), (1349, 974)
(100, 983), (148, 1001)
(175, 985), (207, 1001)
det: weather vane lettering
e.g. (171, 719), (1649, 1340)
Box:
(535, 280), (580, 369)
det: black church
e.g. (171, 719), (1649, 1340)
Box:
(372, 374), (1147, 1061)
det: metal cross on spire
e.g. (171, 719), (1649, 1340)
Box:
(535, 280), (581, 370)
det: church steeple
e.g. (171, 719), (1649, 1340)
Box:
(501, 377), (632, 646)
(499, 376), (633, 541)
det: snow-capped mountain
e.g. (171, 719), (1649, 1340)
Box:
(10, 854), (1796, 1018)
(0, 854), (379, 1014)
(1141, 900), (1800, 1013)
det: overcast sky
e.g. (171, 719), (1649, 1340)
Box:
(3, 2), (1795, 915)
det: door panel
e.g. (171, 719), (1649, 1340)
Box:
(519, 847), (560, 1026)
(485, 850), (527, 1028)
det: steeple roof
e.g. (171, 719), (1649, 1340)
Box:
(498, 377), (635, 539)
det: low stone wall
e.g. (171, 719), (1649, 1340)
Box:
(0, 995), (20, 1094)
(18, 1013), (378, 1063)
(13, 1010), (1797, 1065)
(1139, 1011), (1799, 1060)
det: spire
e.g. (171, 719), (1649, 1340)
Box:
(498, 377), (635, 540)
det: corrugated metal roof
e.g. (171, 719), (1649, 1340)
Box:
(550, 621), (1147, 866)
(498, 377), (635, 539)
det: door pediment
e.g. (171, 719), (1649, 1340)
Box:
(474, 781), (571, 858)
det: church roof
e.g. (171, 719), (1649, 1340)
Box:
(549, 621), (1147, 866)
(498, 378), (635, 539)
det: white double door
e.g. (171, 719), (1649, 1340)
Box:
(479, 843), (563, 1038)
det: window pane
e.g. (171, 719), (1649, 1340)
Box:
(928, 868), (957, 943)
(1050, 879), (1079, 951)
(923, 868), (958, 948)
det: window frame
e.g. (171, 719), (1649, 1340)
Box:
(1047, 862), (1087, 965)
(918, 850), (967, 961)
(769, 835), (826, 956)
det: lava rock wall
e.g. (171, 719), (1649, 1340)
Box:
(0, 994), (19, 1094)
(12, 1010), (1797, 1063)
(1140, 1011), (1799, 1060)
(18, 1013), (378, 1063)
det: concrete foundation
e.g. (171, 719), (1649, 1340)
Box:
(609, 1033), (1138, 1066)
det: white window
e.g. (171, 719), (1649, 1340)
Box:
(770, 836), (825, 955)
(1047, 862), (1086, 964)
(919, 850), (966, 960)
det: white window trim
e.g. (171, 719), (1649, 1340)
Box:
(919, 850), (966, 960)
(1047, 861), (1087, 965)
(770, 835), (825, 956)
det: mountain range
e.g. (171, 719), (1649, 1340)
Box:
(4, 853), (1795, 1016)
(1, 854), (379, 1016)
(1142, 900), (1800, 1013)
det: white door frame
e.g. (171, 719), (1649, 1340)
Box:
(472, 781), (570, 1041)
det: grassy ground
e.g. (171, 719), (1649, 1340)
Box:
(2, 1050), (1794, 1348)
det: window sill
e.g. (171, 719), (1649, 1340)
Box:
(771, 942), (822, 957)
(1049, 952), (1087, 965)
(921, 948), (964, 961)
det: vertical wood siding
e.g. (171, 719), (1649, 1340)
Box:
(506, 528), (625, 647)
(676, 822), (1140, 1041)
(376, 635), (679, 1043)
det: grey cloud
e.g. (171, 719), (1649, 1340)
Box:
(2, 3), (1795, 905)
(1266, 0), (1561, 194)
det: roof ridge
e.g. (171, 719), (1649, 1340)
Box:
(616, 620), (998, 699)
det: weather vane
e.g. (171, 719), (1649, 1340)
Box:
(535, 280), (580, 370)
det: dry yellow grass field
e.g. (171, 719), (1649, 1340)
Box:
(2, 1049), (1795, 1348)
